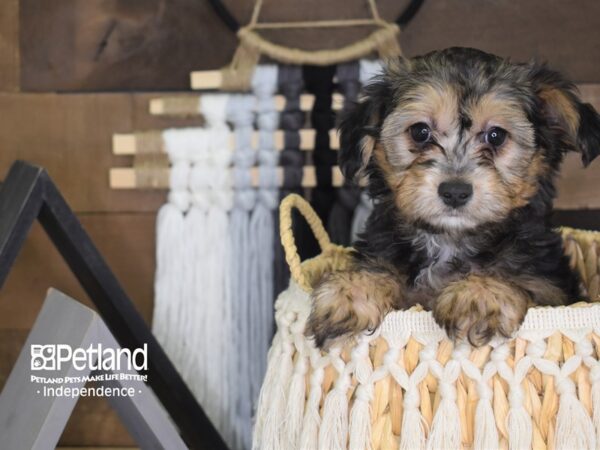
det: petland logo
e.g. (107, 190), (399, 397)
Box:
(30, 344), (148, 372)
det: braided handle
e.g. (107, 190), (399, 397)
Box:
(280, 194), (332, 288)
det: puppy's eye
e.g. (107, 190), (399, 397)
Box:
(485, 127), (507, 147)
(409, 123), (432, 143)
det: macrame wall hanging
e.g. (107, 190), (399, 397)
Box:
(109, 2), (425, 449)
(211, 0), (403, 91)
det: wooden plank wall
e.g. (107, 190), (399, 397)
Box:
(0, 0), (599, 446)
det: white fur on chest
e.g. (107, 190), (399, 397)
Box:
(411, 232), (472, 290)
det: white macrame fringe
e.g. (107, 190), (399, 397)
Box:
(591, 372), (600, 449)
(397, 374), (428, 450)
(427, 358), (462, 450)
(284, 355), (308, 449)
(507, 404), (532, 450)
(319, 387), (349, 450)
(472, 391), (498, 450)
(258, 342), (294, 450)
(426, 396), (461, 450)
(298, 351), (325, 450)
(554, 373), (596, 450)
(348, 385), (373, 450)
(252, 336), (283, 450)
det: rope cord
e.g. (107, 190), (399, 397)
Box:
(279, 194), (332, 290)
(217, 0), (417, 88)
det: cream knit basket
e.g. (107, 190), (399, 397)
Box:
(253, 194), (600, 450)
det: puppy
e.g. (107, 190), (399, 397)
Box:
(306, 47), (600, 348)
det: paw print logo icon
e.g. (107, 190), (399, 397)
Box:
(31, 345), (56, 371)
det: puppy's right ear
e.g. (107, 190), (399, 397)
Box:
(338, 78), (393, 181)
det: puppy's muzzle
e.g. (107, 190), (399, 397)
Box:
(438, 180), (473, 208)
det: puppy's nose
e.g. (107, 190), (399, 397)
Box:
(438, 181), (473, 208)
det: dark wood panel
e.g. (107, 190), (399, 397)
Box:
(0, 213), (156, 329)
(60, 391), (135, 446)
(0, 93), (206, 213)
(402, 0), (600, 83)
(555, 153), (600, 210)
(0, 0), (19, 91)
(18, 0), (600, 91)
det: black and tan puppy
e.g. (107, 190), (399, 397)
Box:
(306, 47), (600, 348)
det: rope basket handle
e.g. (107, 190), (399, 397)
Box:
(280, 193), (333, 287)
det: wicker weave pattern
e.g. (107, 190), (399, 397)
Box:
(253, 194), (600, 450)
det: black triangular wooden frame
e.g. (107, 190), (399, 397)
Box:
(0, 160), (227, 450)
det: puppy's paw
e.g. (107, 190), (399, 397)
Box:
(306, 270), (401, 349)
(434, 275), (529, 346)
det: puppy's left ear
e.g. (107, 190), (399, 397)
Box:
(338, 77), (394, 181)
(529, 63), (600, 166)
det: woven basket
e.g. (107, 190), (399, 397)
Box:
(253, 194), (600, 450)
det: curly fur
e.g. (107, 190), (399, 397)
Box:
(306, 47), (600, 348)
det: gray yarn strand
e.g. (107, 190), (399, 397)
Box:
(227, 94), (256, 450)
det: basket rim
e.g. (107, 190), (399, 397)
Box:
(285, 278), (600, 339)
(292, 227), (600, 336)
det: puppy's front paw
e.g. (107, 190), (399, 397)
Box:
(306, 270), (401, 348)
(434, 275), (529, 346)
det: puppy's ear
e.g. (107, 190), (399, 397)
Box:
(338, 77), (393, 181)
(529, 63), (600, 166)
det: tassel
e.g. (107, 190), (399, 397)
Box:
(200, 94), (234, 441)
(299, 407), (320, 450)
(179, 202), (203, 378)
(249, 177), (278, 401)
(426, 398), (461, 450)
(591, 366), (600, 450)
(506, 402), (532, 450)
(153, 199), (187, 357)
(348, 384), (373, 450)
(152, 133), (191, 367)
(426, 361), (461, 450)
(399, 386), (427, 450)
(180, 134), (210, 384)
(249, 65), (280, 414)
(319, 385), (350, 450)
(554, 375), (596, 450)
(228, 93), (256, 450)
(258, 342), (294, 450)
(285, 354), (308, 449)
(472, 382), (499, 450)
(298, 355), (324, 450)
(253, 336), (284, 450)
(254, 285), (302, 449)
(187, 160), (212, 403)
